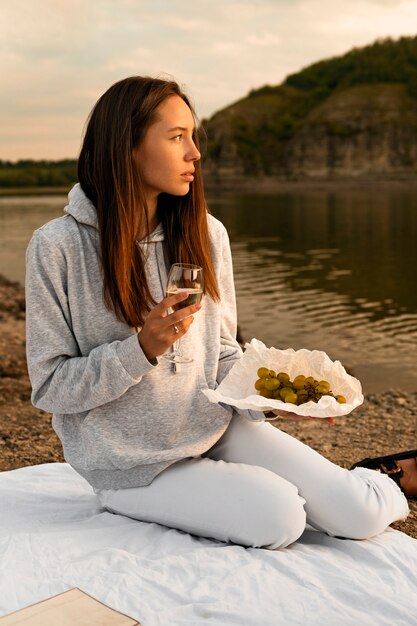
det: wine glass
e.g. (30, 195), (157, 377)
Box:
(163, 263), (204, 364)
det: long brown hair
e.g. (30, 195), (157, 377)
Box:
(77, 76), (220, 327)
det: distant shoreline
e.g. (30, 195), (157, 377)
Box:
(0, 186), (70, 196)
(2, 177), (417, 198)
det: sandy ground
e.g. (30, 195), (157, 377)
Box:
(0, 273), (416, 539)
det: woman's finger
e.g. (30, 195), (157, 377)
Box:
(166, 302), (201, 325)
(271, 409), (336, 424)
(160, 291), (189, 312)
(138, 294), (201, 360)
(151, 292), (201, 324)
(169, 316), (194, 337)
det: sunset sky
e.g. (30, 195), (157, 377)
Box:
(1, 0), (416, 160)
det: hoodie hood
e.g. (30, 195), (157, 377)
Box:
(65, 183), (164, 243)
(65, 183), (98, 229)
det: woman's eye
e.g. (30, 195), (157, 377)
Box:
(172, 134), (183, 142)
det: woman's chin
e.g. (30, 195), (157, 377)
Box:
(171, 185), (192, 197)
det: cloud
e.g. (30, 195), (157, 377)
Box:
(247, 34), (281, 47)
(162, 16), (207, 31)
(1, 0), (416, 159)
(211, 41), (243, 56)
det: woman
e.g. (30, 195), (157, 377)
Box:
(26, 76), (410, 549)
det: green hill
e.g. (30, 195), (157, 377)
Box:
(202, 36), (417, 188)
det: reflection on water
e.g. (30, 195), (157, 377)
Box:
(1, 190), (417, 393)
(208, 190), (417, 393)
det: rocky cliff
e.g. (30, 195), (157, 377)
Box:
(202, 37), (417, 190)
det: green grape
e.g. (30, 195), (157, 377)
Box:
(316, 380), (331, 393)
(278, 372), (290, 383)
(284, 391), (298, 404)
(265, 377), (280, 391)
(293, 375), (306, 390)
(254, 366), (346, 407)
(257, 368), (270, 379)
(279, 387), (292, 400)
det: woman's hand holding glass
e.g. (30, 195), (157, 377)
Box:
(162, 263), (204, 363)
(138, 291), (201, 362)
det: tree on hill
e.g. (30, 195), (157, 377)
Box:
(283, 36), (417, 98)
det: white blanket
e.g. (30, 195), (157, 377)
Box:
(0, 463), (416, 625)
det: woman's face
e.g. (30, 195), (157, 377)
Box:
(134, 95), (201, 206)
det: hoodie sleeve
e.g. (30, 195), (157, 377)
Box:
(25, 229), (155, 414)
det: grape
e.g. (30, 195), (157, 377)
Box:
(265, 378), (280, 391)
(293, 375), (306, 390)
(317, 380), (331, 393)
(278, 372), (290, 383)
(253, 367), (346, 406)
(284, 391), (297, 404)
(279, 387), (291, 400)
(257, 368), (270, 379)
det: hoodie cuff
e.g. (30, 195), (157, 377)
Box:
(114, 333), (157, 380)
(235, 408), (265, 422)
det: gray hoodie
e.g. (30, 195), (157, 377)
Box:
(25, 184), (262, 490)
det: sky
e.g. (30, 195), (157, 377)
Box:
(1, 0), (416, 160)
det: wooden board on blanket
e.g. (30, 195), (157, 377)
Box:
(0, 588), (140, 626)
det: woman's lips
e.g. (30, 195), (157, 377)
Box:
(181, 172), (194, 182)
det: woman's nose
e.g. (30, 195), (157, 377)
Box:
(187, 142), (201, 162)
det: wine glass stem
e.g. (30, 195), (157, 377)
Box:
(173, 337), (182, 356)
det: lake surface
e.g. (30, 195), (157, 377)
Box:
(1, 189), (417, 393)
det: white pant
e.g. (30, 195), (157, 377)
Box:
(96, 415), (409, 549)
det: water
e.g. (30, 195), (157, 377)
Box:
(0, 195), (67, 283)
(1, 190), (417, 393)
(210, 190), (417, 394)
